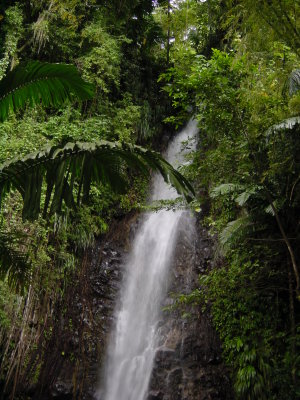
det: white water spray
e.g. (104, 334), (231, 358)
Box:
(98, 120), (198, 400)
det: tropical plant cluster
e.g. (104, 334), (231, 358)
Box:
(0, 1), (190, 397)
(160, 1), (300, 399)
(0, 1), (300, 399)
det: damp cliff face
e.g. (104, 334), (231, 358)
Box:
(30, 129), (232, 400)
(147, 215), (232, 400)
(32, 210), (231, 400)
(33, 213), (140, 400)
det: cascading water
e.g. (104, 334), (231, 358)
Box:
(97, 120), (198, 400)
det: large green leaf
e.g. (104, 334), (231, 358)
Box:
(0, 61), (94, 122)
(0, 140), (195, 221)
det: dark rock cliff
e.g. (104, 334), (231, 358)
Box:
(147, 213), (232, 400)
(33, 211), (232, 400)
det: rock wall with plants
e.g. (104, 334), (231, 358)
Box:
(1, 1), (300, 399)
(0, 1), (173, 398)
(159, 1), (300, 398)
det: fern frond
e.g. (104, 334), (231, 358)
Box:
(0, 61), (94, 122)
(287, 69), (300, 96)
(210, 183), (243, 198)
(267, 117), (300, 135)
(210, 183), (263, 208)
(220, 216), (251, 251)
(264, 199), (284, 216)
(235, 186), (262, 207)
(0, 141), (195, 220)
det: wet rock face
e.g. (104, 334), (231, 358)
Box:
(35, 243), (125, 400)
(34, 212), (232, 399)
(34, 213), (139, 400)
(147, 214), (232, 400)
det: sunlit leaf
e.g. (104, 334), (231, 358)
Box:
(0, 61), (94, 122)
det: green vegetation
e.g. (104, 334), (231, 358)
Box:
(0, 1), (190, 397)
(0, 0), (299, 399)
(161, 1), (300, 398)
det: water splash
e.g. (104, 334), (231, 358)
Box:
(97, 120), (198, 400)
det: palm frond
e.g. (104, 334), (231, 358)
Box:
(0, 141), (195, 221)
(0, 61), (94, 122)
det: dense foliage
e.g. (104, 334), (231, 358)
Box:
(161, 1), (300, 398)
(0, 1), (299, 399)
(0, 1), (178, 397)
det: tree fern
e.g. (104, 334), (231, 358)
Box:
(0, 61), (94, 122)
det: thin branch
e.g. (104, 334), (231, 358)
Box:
(264, 189), (300, 297)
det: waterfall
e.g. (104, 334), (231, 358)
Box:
(97, 120), (198, 400)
